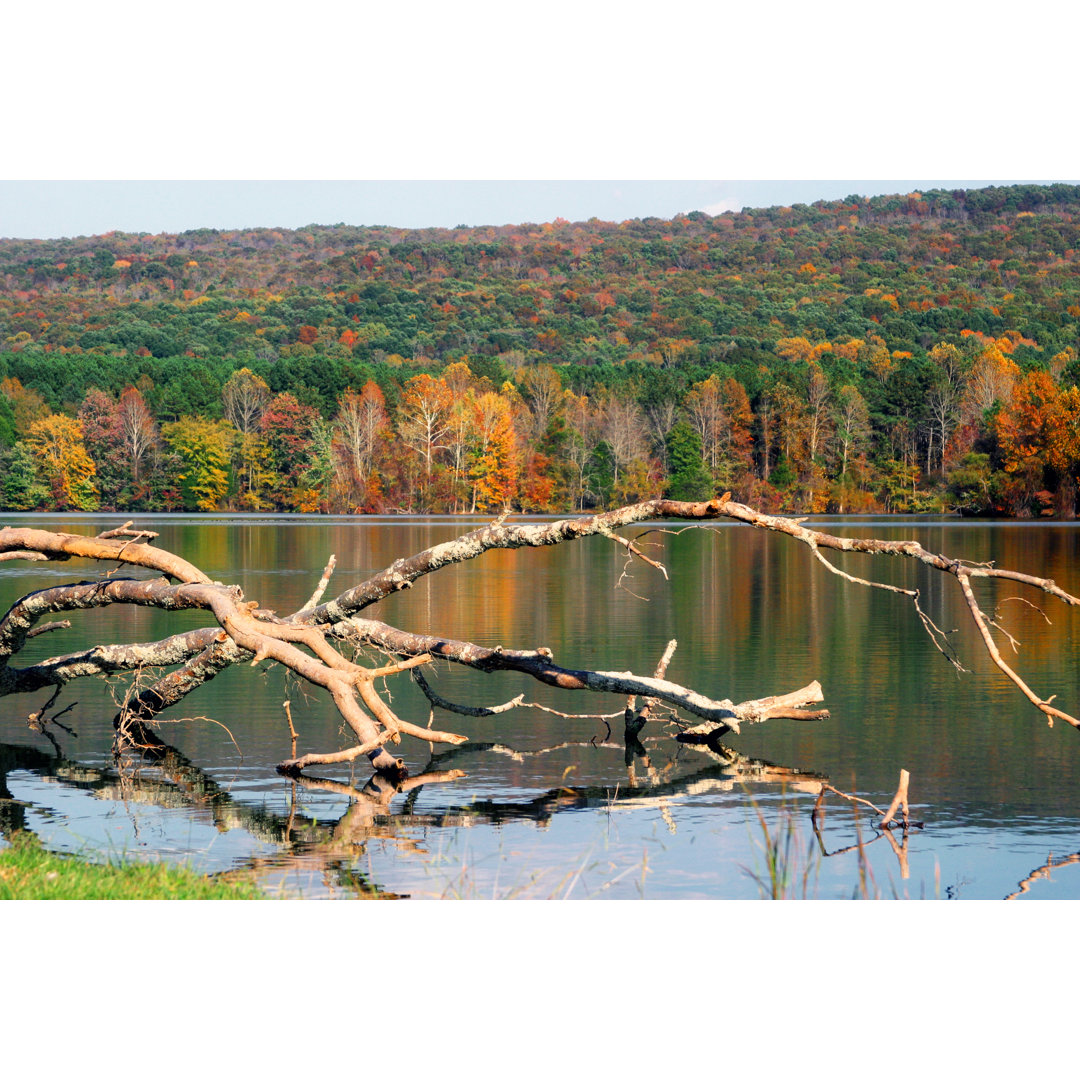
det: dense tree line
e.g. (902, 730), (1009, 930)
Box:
(1, 184), (1079, 516)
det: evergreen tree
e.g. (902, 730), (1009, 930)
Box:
(665, 422), (713, 501)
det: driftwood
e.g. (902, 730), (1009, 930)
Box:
(0, 496), (1077, 777)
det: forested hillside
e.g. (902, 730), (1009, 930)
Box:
(2, 183), (1080, 516)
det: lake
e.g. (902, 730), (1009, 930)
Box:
(2, 512), (1080, 899)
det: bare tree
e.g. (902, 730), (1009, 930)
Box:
(118, 387), (159, 484)
(646, 398), (679, 463)
(926, 342), (966, 472)
(563, 391), (600, 509)
(397, 374), (453, 483)
(685, 375), (727, 474)
(805, 363), (832, 465)
(599, 394), (648, 487)
(756, 391), (775, 480)
(1, 501), (1078, 788)
(222, 368), (270, 437)
(833, 384), (871, 510)
(517, 364), (563, 445)
(332, 383), (388, 505)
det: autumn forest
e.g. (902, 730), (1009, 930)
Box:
(2, 183), (1080, 518)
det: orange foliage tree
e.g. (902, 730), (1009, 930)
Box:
(995, 371), (1080, 514)
(1, 377), (50, 436)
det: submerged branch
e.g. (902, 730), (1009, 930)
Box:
(811, 770), (923, 831)
(1005, 851), (1080, 900)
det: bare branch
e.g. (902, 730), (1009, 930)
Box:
(366, 653), (433, 680)
(0, 577), (208, 670)
(297, 554), (336, 614)
(305, 498), (744, 621)
(523, 703), (624, 721)
(26, 620), (71, 639)
(7, 626), (223, 695)
(150, 713), (244, 760)
(678, 682), (829, 740)
(955, 572), (1079, 729)
(654, 639), (678, 679)
(96, 522), (159, 541)
(996, 595), (1052, 625)
(413, 667), (525, 717)
(301, 496), (1079, 731)
(600, 525), (668, 578)
(0, 525), (211, 582)
(283, 699), (298, 758)
(333, 615), (792, 732)
(812, 770), (923, 831)
(878, 768), (911, 828)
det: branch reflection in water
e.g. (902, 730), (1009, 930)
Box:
(2, 728), (851, 897)
(8, 728), (1078, 899)
(1004, 851), (1080, 901)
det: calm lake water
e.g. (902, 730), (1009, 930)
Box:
(2, 512), (1080, 900)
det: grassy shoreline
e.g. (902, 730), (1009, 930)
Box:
(0, 831), (266, 900)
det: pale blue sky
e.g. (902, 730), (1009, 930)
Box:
(5, 7), (1075, 242)
(0, 179), (1045, 240)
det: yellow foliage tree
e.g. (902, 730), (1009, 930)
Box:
(468, 392), (520, 512)
(775, 337), (817, 363)
(162, 417), (233, 511)
(26, 414), (99, 511)
(962, 344), (1020, 421)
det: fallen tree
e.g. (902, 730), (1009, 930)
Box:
(0, 497), (1077, 777)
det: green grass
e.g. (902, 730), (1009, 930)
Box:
(0, 832), (266, 900)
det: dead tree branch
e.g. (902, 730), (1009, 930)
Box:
(811, 770), (923, 831)
(295, 496), (1080, 728)
(412, 667), (526, 717)
(0, 495), (1077, 779)
(297, 554), (337, 614)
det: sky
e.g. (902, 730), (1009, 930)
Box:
(0, 178), (1050, 239)
(4, 4), (1077, 241)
